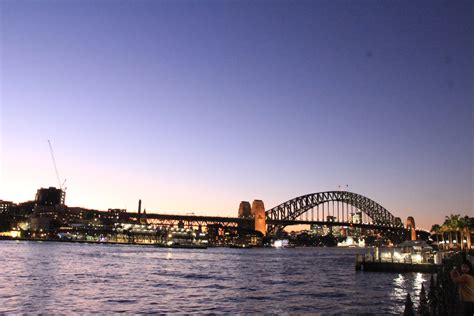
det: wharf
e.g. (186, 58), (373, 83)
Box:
(355, 259), (439, 273)
(355, 241), (443, 273)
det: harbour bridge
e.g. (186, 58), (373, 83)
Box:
(140, 191), (410, 238)
(265, 191), (403, 234)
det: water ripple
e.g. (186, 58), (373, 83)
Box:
(0, 241), (428, 314)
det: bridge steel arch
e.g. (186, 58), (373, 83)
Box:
(266, 191), (402, 233)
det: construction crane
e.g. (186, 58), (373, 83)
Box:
(48, 139), (67, 203)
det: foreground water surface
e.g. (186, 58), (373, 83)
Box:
(0, 241), (429, 314)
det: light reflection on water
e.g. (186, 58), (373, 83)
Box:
(390, 272), (427, 314)
(0, 241), (429, 314)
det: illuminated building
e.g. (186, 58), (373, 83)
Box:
(351, 211), (362, 224)
(0, 200), (14, 213)
(331, 225), (343, 237)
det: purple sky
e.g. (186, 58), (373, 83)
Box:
(1, 0), (472, 229)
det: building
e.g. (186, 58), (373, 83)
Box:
(35, 187), (65, 206)
(351, 211), (362, 224)
(311, 224), (331, 236)
(0, 200), (15, 214)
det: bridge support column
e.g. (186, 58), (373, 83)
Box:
(238, 201), (253, 231)
(251, 200), (266, 236)
(238, 201), (251, 218)
(406, 216), (417, 241)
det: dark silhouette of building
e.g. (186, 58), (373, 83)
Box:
(35, 187), (65, 206)
(0, 200), (14, 214)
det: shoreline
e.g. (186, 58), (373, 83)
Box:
(0, 236), (209, 249)
(0, 237), (371, 249)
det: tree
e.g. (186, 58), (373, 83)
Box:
(431, 224), (440, 247)
(418, 284), (429, 316)
(464, 216), (474, 250)
(443, 214), (462, 249)
(458, 216), (467, 250)
(443, 214), (474, 250)
(403, 293), (415, 316)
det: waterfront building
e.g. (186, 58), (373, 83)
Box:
(16, 201), (35, 215)
(0, 200), (15, 214)
(167, 227), (194, 246)
(351, 211), (362, 224)
(337, 236), (365, 247)
(205, 224), (238, 246)
(331, 225), (343, 237)
(107, 209), (127, 221)
(311, 224), (331, 236)
(374, 240), (435, 264)
(206, 224), (220, 244)
(35, 187), (65, 206)
(233, 228), (263, 247)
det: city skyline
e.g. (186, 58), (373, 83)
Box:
(1, 0), (472, 230)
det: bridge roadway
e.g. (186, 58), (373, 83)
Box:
(135, 213), (247, 226)
(129, 212), (404, 231)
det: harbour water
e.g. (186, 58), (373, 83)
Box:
(0, 241), (429, 314)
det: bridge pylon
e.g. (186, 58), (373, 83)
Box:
(251, 200), (266, 236)
(406, 216), (417, 241)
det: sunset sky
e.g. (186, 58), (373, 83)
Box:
(1, 0), (472, 229)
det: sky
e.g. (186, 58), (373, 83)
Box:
(0, 0), (472, 230)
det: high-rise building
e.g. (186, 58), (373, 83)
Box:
(35, 187), (65, 206)
(0, 200), (14, 214)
